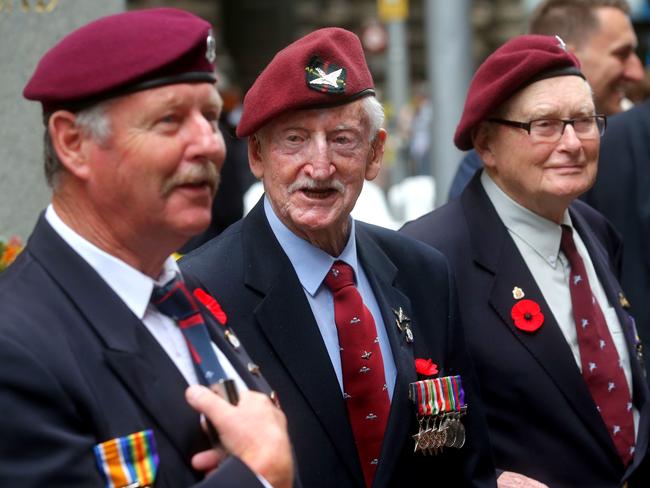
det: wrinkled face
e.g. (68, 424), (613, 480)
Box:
(249, 100), (384, 245)
(574, 7), (643, 115)
(86, 83), (226, 243)
(478, 76), (599, 220)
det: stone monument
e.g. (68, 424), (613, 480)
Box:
(0, 0), (124, 240)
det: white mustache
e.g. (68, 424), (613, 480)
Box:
(161, 162), (220, 197)
(287, 177), (345, 194)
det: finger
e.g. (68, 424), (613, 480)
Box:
(186, 385), (232, 423)
(191, 447), (226, 472)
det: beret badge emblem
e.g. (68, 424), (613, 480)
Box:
(305, 56), (346, 94)
(206, 29), (216, 63)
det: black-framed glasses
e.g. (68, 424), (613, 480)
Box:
(488, 115), (607, 143)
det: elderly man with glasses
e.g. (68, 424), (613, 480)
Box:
(402, 35), (649, 487)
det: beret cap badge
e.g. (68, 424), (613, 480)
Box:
(305, 56), (346, 94)
(206, 29), (216, 63)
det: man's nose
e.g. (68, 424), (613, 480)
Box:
(305, 137), (334, 179)
(188, 114), (226, 169)
(623, 52), (644, 83)
(558, 123), (583, 151)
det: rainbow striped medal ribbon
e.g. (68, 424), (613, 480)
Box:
(408, 375), (468, 455)
(94, 429), (159, 488)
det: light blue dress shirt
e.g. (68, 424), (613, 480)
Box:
(264, 197), (397, 398)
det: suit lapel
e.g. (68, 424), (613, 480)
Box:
(355, 226), (416, 488)
(241, 202), (363, 484)
(28, 216), (208, 459)
(461, 178), (617, 456)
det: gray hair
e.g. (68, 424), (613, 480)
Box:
(43, 100), (113, 188)
(361, 95), (385, 140)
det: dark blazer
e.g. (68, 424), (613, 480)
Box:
(180, 198), (497, 488)
(0, 215), (273, 487)
(583, 100), (650, 366)
(401, 173), (650, 487)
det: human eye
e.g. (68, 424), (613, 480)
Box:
(530, 119), (560, 136)
(202, 109), (221, 132)
(573, 116), (597, 134)
(154, 112), (181, 132)
(331, 131), (360, 149)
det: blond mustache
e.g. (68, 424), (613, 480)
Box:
(161, 162), (220, 197)
(287, 178), (345, 194)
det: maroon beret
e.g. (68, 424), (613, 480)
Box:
(454, 34), (584, 150)
(236, 27), (374, 137)
(24, 8), (217, 112)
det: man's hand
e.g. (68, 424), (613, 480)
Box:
(498, 471), (549, 487)
(186, 385), (294, 488)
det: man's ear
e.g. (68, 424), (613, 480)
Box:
(472, 123), (495, 169)
(248, 134), (265, 180)
(48, 110), (93, 180)
(365, 128), (387, 181)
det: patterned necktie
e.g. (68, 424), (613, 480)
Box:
(561, 226), (634, 465)
(151, 277), (227, 387)
(323, 261), (390, 487)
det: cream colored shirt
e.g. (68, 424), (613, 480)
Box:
(481, 172), (639, 436)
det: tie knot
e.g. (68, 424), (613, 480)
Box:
(323, 261), (355, 292)
(151, 278), (199, 321)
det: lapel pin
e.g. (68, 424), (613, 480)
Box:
(224, 329), (240, 349)
(248, 362), (261, 375)
(393, 307), (414, 343)
(618, 292), (631, 309)
(512, 286), (525, 300)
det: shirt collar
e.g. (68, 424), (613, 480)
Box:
(263, 196), (359, 296)
(480, 171), (572, 267)
(45, 204), (180, 319)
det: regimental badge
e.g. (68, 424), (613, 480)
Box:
(305, 56), (346, 94)
(206, 29), (216, 63)
(409, 376), (467, 455)
(94, 430), (159, 488)
(393, 307), (414, 343)
(555, 35), (567, 52)
(512, 286), (525, 300)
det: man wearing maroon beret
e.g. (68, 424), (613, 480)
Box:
(181, 27), (498, 488)
(0, 8), (295, 488)
(402, 34), (650, 487)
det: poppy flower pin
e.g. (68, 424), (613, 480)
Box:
(510, 298), (544, 332)
(415, 358), (438, 377)
(193, 288), (228, 326)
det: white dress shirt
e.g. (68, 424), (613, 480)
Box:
(481, 172), (639, 436)
(264, 197), (397, 399)
(45, 205), (248, 392)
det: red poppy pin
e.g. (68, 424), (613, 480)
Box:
(193, 288), (228, 325)
(415, 358), (438, 376)
(510, 299), (544, 332)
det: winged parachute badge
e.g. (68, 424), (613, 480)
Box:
(305, 56), (346, 94)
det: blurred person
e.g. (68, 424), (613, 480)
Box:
(403, 35), (649, 487)
(0, 9), (294, 487)
(182, 27), (501, 488)
(448, 0), (643, 200)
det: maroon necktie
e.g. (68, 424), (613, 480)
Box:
(324, 261), (390, 487)
(561, 225), (634, 465)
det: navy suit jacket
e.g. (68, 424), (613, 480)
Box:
(402, 173), (650, 487)
(181, 198), (497, 488)
(0, 215), (273, 487)
(583, 100), (650, 366)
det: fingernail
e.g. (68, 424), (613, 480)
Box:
(187, 384), (205, 402)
